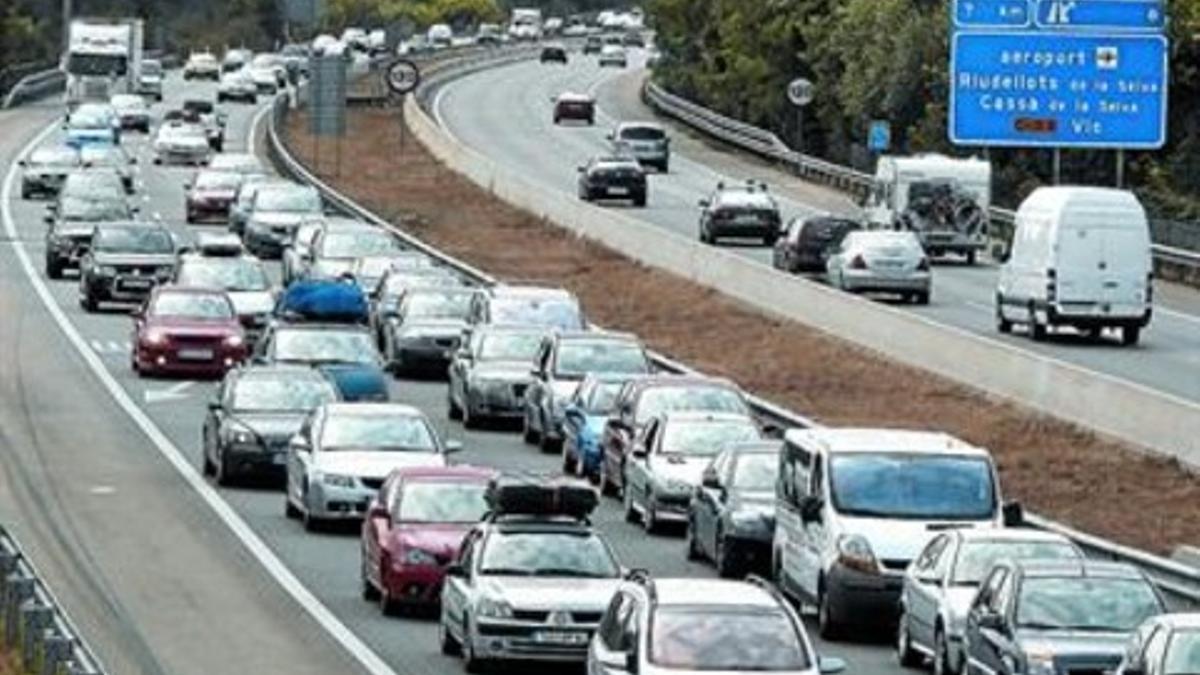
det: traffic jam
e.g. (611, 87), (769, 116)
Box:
(15, 40), (1181, 675)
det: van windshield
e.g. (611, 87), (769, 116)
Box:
(829, 453), (996, 521)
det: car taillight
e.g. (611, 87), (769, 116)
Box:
(916, 257), (930, 271)
(1046, 268), (1057, 302)
(849, 255), (867, 270)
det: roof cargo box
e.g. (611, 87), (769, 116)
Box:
(485, 473), (598, 520)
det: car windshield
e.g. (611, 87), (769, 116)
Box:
(583, 381), (625, 414)
(151, 292), (233, 320)
(478, 332), (542, 361)
(650, 608), (810, 671)
(1164, 630), (1200, 675)
(255, 187), (321, 213)
(94, 227), (173, 254)
(195, 172), (242, 190)
(635, 386), (748, 425)
(660, 420), (760, 457)
(397, 481), (489, 522)
(69, 109), (110, 129)
(163, 124), (207, 140)
(620, 127), (665, 141)
(952, 540), (1080, 585)
(320, 231), (398, 258)
(210, 156), (262, 173)
(111, 95), (144, 110)
(59, 197), (129, 221)
(406, 291), (473, 319)
(63, 172), (124, 198)
(176, 259), (270, 292)
(81, 147), (126, 167)
(29, 147), (78, 167)
(829, 453), (996, 520)
(732, 452), (779, 491)
(273, 329), (377, 365)
(142, 61), (162, 75)
(479, 531), (619, 578)
(320, 413), (436, 452)
(232, 376), (336, 412)
(1016, 577), (1161, 632)
(490, 296), (582, 329)
(554, 340), (647, 378)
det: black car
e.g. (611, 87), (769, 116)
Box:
(202, 365), (340, 485)
(772, 216), (862, 274)
(962, 559), (1164, 675)
(78, 223), (177, 311)
(698, 181), (782, 246)
(622, 31), (645, 47)
(44, 195), (135, 279)
(577, 157), (647, 207)
(540, 44), (569, 64)
(19, 146), (80, 199)
(686, 441), (780, 577)
(583, 35), (603, 54)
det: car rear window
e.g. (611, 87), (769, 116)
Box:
(650, 608), (810, 671)
(619, 127), (665, 141)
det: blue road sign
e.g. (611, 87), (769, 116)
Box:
(868, 121), (891, 152)
(1035, 0), (1164, 31)
(955, 0), (1032, 28)
(950, 33), (1166, 148)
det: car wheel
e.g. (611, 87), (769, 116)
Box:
(685, 516), (704, 561)
(934, 626), (956, 675)
(285, 497), (301, 519)
(562, 443), (577, 475)
(361, 554), (380, 601)
(996, 299), (1013, 334)
(633, 195), (647, 208)
(966, 250), (978, 265)
(302, 485), (323, 532)
(817, 585), (843, 640)
(914, 291), (930, 305)
(201, 442), (216, 476)
(439, 615), (461, 656)
(80, 291), (97, 313)
(379, 578), (399, 616)
(1030, 314), (1047, 342)
(462, 617), (489, 673)
(1122, 326), (1141, 346)
(447, 389), (463, 420)
(462, 394), (482, 430)
(214, 447), (233, 486)
(715, 526), (738, 578)
(45, 257), (63, 280)
(539, 417), (560, 453)
(599, 460), (616, 497)
(896, 610), (922, 667)
(623, 477), (639, 524)
(522, 409), (539, 444)
(642, 492), (658, 534)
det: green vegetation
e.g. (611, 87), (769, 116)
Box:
(648, 0), (1200, 216)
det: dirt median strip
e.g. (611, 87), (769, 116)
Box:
(285, 107), (1199, 556)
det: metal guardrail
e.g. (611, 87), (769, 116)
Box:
(642, 81), (1200, 272)
(0, 526), (106, 674)
(0, 61), (55, 101)
(267, 48), (1200, 611)
(2, 69), (66, 110)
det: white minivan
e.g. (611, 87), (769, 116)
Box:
(773, 428), (1014, 640)
(996, 187), (1153, 345)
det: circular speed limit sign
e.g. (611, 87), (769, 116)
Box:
(386, 59), (421, 95)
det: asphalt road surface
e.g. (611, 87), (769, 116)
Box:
(433, 51), (1200, 405)
(0, 71), (902, 674)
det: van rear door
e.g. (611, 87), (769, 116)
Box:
(1054, 225), (1106, 308)
(1099, 228), (1150, 309)
(1056, 225), (1148, 313)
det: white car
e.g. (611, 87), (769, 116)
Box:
(598, 45), (628, 68)
(183, 52), (220, 80)
(825, 230), (932, 304)
(247, 54), (286, 93)
(217, 71), (258, 103)
(897, 529), (1083, 675)
(773, 428), (1012, 639)
(439, 480), (622, 670)
(152, 121), (211, 166)
(285, 403), (461, 531)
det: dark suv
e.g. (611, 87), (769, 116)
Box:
(44, 194), (135, 279)
(578, 156), (647, 207)
(963, 560), (1164, 675)
(772, 216), (861, 274)
(78, 223), (177, 311)
(698, 181), (782, 246)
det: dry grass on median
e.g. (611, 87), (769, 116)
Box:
(286, 107), (1200, 555)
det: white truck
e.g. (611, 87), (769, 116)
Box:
(64, 18), (144, 108)
(509, 8), (544, 41)
(865, 154), (991, 264)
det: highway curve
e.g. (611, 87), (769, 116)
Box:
(1, 73), (903, 674)
(432, 52), (1200, 406)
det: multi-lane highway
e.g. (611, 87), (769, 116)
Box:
(433, 52), (1200, 405)
(0, 70), (903, 674)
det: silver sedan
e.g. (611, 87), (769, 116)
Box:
(825, 230), (931, 304)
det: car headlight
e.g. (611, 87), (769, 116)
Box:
(142, 328), (168, 346)
(223, 423), (257, 447)
(224, 334), (244, 348)
(836, 534), (879, 574)
(1023, 650), (1056, 675)
(317, 472), (356, 488)
(476, 596), (514, 619)
(95, 265), (116, 277)
(401, 548), (439, 566)
(156, 265), (174, 278)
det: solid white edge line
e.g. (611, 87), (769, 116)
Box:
(2, 121), (400, 675)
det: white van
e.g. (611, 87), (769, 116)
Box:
(427, 24), (453, 48)
(996, 187), (1152, 346)
(773, 428), (1011, 639)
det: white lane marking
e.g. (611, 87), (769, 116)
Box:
(1159, 306), (1200, 326)
(89, 485), (117, 496)
(3, 121), (401, 675)
(143, 381), (195, 404)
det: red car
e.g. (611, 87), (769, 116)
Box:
(131, 286), (248, 378)
(360, 465), (496, 614)
(185, 170), (242, 224)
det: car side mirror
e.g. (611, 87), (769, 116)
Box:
(701, 471), (720, 489)
(455, 348), (471, 360)
(626, 650), (640, 674)
(444, 440), (464, 455)
(529, 368), (543, 379)
(1003, 500), (1024, 527)
(207, 398), (221, 410)
(698, 199), (710, 208)
(819, 657), (847, 675)
(289, 435), (310, 453)
(576, 166), (585, 173)
(366, 502), (389, 521)
(799, 495), (823, 523)
(129, 157), (138, 165)
(631, 445), (648, 459)
(17, 160), (27, 167)
(44, 213), (54, 225)
(976, 612), (1005, 631)
(445, 563), (466, 578)
(130, 307), (144, 318)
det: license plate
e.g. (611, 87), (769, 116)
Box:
(121, 278), (152, 289)
(178, 348), (214, 360)
(608, 187), (629, 196)
(734, 215), (760, 226)
(532, 631), (588, 645)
